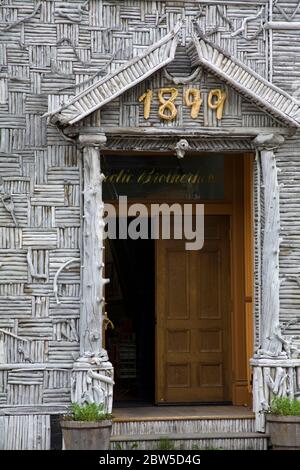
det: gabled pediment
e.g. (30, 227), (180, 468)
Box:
(50, 23), (300, 129)
(50, 23), (182, 125)
(189, 32), (300, 128)
(98, 68), (282, 131)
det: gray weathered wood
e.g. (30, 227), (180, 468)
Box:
(80, 137), (107, 355)
(255, 134), (283, 353)
(1, 0), (300, 449)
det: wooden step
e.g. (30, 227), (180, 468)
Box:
(110, 432), (269, 450)
(112, 416), (256, 436)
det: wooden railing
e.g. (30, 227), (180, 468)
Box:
(251, 358), (300, 432)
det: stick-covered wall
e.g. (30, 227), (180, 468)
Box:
(0, 0), (300, 449)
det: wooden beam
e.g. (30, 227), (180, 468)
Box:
(251, 358), (300, 367)
(71, 126), (293, 138)
(264, 22), (300, 30)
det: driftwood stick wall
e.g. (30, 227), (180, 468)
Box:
(1, 0), (300, 449)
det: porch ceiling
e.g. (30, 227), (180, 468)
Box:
(50, 24), (300, 129)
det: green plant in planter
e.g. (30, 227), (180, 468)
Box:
(68, 402), (113, 421)
(267, 396), (300, 450)
(269, 396), (300, 416)
(60, 403), (113, 450)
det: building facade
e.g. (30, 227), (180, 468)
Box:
(1, 0), (300, 449)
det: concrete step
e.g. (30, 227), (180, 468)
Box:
(110, 431), (269, 450)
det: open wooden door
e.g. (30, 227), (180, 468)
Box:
(156, 215), (231, 403)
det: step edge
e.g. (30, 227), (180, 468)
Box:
(111, 432), (269, 442)
(113, 415), (255, 423)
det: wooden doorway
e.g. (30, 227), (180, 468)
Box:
(103, 151), (254, 406)
(156, 216), (231, 404)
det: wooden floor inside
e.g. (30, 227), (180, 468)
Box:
(112, 405), (254, 421)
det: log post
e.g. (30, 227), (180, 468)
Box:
(253, 133), (284, 355)
(251, 133), (285, 432)
(79, 134), (107, 355)
(71, 133), (114, 413)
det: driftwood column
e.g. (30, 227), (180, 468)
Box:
(252, 133), (285, 432)
(71, 133), (114, 412)
(252, 135), (300, 432)
(79, 134), (108, 354)
(253, 133), (284, 355)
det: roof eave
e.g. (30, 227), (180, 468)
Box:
(190, 33), (300, 129)
(50, 22), (182, 126)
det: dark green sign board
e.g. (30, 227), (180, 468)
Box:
(102, 154), (224, 201)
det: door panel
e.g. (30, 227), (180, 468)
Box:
(156, 216), (231, 404)
(167, 251), (188, 319)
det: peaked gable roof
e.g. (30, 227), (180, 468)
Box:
(50, 23), (181, 125)
(51, 24), (300, 129)
(189, 32), (300, 128)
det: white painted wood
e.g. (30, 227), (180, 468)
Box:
(71, 362), (114, 413)
(264, 22), (300, 30)
(53, 258), (79, 305)
(80, 141), (106, 355)
(87, 126), (291, 137)
(253, 134), (283, 356)
(51, 20), (300, 129)
(110, 433), (268, 450)
(251, 356), (300, 431)
(1, 415), (51, 450)
(51, 22), (182, 124)
(3, 0), (300, 449)
(251, 359), (300, 367)
(261, 147), (281, 352)
(66, 135), (115, 414)
(191, 33), (300, 128)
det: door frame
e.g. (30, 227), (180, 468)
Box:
(230, 152), (254, 406)
(103, 151), (254, 406)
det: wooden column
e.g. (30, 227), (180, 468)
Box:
(251, 135), (300, 431)
(71, 133), (114, 413)
(253, 133), (284, 354)
(79, 134), (108, 355)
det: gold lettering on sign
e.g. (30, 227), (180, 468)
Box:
(139, 89), (153, 120)
(158, 87), (178, 121)
(184, 88), (202, 119)
(208, 89), (227, 120)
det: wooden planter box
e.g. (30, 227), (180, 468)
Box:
(267, 415), (300, 450)
(60, 420), (112, 450)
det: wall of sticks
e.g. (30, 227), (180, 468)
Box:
(1, 0), (300, 449)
